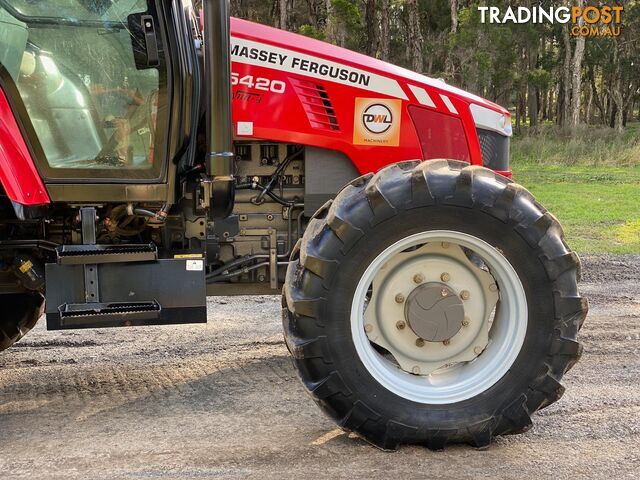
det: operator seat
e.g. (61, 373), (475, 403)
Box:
(16, 47), (105, 168)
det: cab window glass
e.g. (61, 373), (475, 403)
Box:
(7, 0), (147, 22)
(0, 0), (167, 179)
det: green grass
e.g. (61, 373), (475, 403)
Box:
(511, 125), (640, 254)
(512, 123), (640, 166)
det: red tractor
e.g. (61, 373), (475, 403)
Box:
(0, 0), (586, 449)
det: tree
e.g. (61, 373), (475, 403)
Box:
(364, 0), (378, 57)
(279, 0), (288, 30)
(405, 0), (423, 72)
(379, 0), (390, 60)
(450, 0), (458, 34)
(569, 0), (586, 131)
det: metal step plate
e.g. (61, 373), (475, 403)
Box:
(56, 243), (158, 265)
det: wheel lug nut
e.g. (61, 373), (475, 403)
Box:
(396, 321), (406, 330)
(460, 290), (470, 300)
(412, 366), (421, 374)
(395, 293), (405, 303)
(440, 272), (451, 282)
(441, 242), (450, 249)
(443, 339), (450, 346)
(474, 346), (483, 355)
(415, 338), (425, 347)
(364, 324), (373, 333)
(413, 273), (425, 284)
(462, 317), (470, 327)
(489, 283), (498, 292)
(441, 289), (449, 297)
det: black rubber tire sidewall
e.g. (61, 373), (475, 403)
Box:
(314, 205), (553, 432)
(0, 293), (44, 351)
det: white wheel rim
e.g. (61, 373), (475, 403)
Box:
(350, 230), (528, 404)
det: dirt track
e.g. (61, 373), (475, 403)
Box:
(0, 255), (639, 479)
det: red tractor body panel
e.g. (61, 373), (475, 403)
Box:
(229, 18), (512, 176)
(0, 88), (49, 206)
(0, 17), (512, 207)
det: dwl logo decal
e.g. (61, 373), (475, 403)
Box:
(354, 98), (401, 146)
(362, 104), (394, 134)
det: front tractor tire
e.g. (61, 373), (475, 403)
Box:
(283, 160), (587, 449)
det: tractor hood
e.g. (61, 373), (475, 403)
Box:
(227, 17), (512, 176)
(230, 18), (512, 137)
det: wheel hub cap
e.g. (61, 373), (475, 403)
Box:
(405, 283), (464, 342)
(363, 241), (500, 376)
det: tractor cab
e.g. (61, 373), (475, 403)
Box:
(0, 0), (211, 330)
(0, 0), (202, 202)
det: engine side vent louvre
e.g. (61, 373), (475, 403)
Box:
(290, 78), (340, 131)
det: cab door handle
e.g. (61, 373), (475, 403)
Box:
(141, 15), (159, 67)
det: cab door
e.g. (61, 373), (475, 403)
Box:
(0, 0), (170, 183)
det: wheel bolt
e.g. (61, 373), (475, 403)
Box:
(443, 339), (450, 346)
(440, 272), (451, 282)
(396, 321), (406, 330)
(489, 283), (498, 292)
(460, 290), (470, 300)
(441, 242), (450, 249)
(415, 338), (425, 347)
(395, 293), (405, 304)
(413, 273), (425, 284)
(412, 366), (421, 374)
(365, 324), (373, 333)
(441, 289), (449, 297)
(462, 317), (470, 327)
(474, 346), (483, 355)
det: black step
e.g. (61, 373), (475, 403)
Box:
(57, 301), (161, 328)
(56, 243), (157, 265)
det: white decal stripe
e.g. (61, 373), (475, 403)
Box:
(231, 36), (408, 100)
(439, 94), (459, 115)
(408, 85), (435, 108)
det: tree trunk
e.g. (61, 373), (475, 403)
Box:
(406, 0), (423, 72)
(527, 43), (539, 132)
(279, 0), (288, 30)
(450, 0), (458, 34)
(585, 82), (593, 124)
(365, 0), (378, 57)
(379, 0), (390, 61)
(325, 0), (337, 44)
(614, 104), (623, 132)
(515, 90), (525, 134)
(444, 0), (458, 78)
(561, 25), (572, 128)
(588, 66), (606, 125)
(306, 0), (322, 29)
(607, 42), (637, 133)
(546, 87), (554, 121)
(568, 0), (585, 132)
(231, 0), (249, 18)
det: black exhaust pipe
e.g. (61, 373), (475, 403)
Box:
(203, 0), (234, 219)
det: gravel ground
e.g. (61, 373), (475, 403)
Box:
(0, 255), (639, 479)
